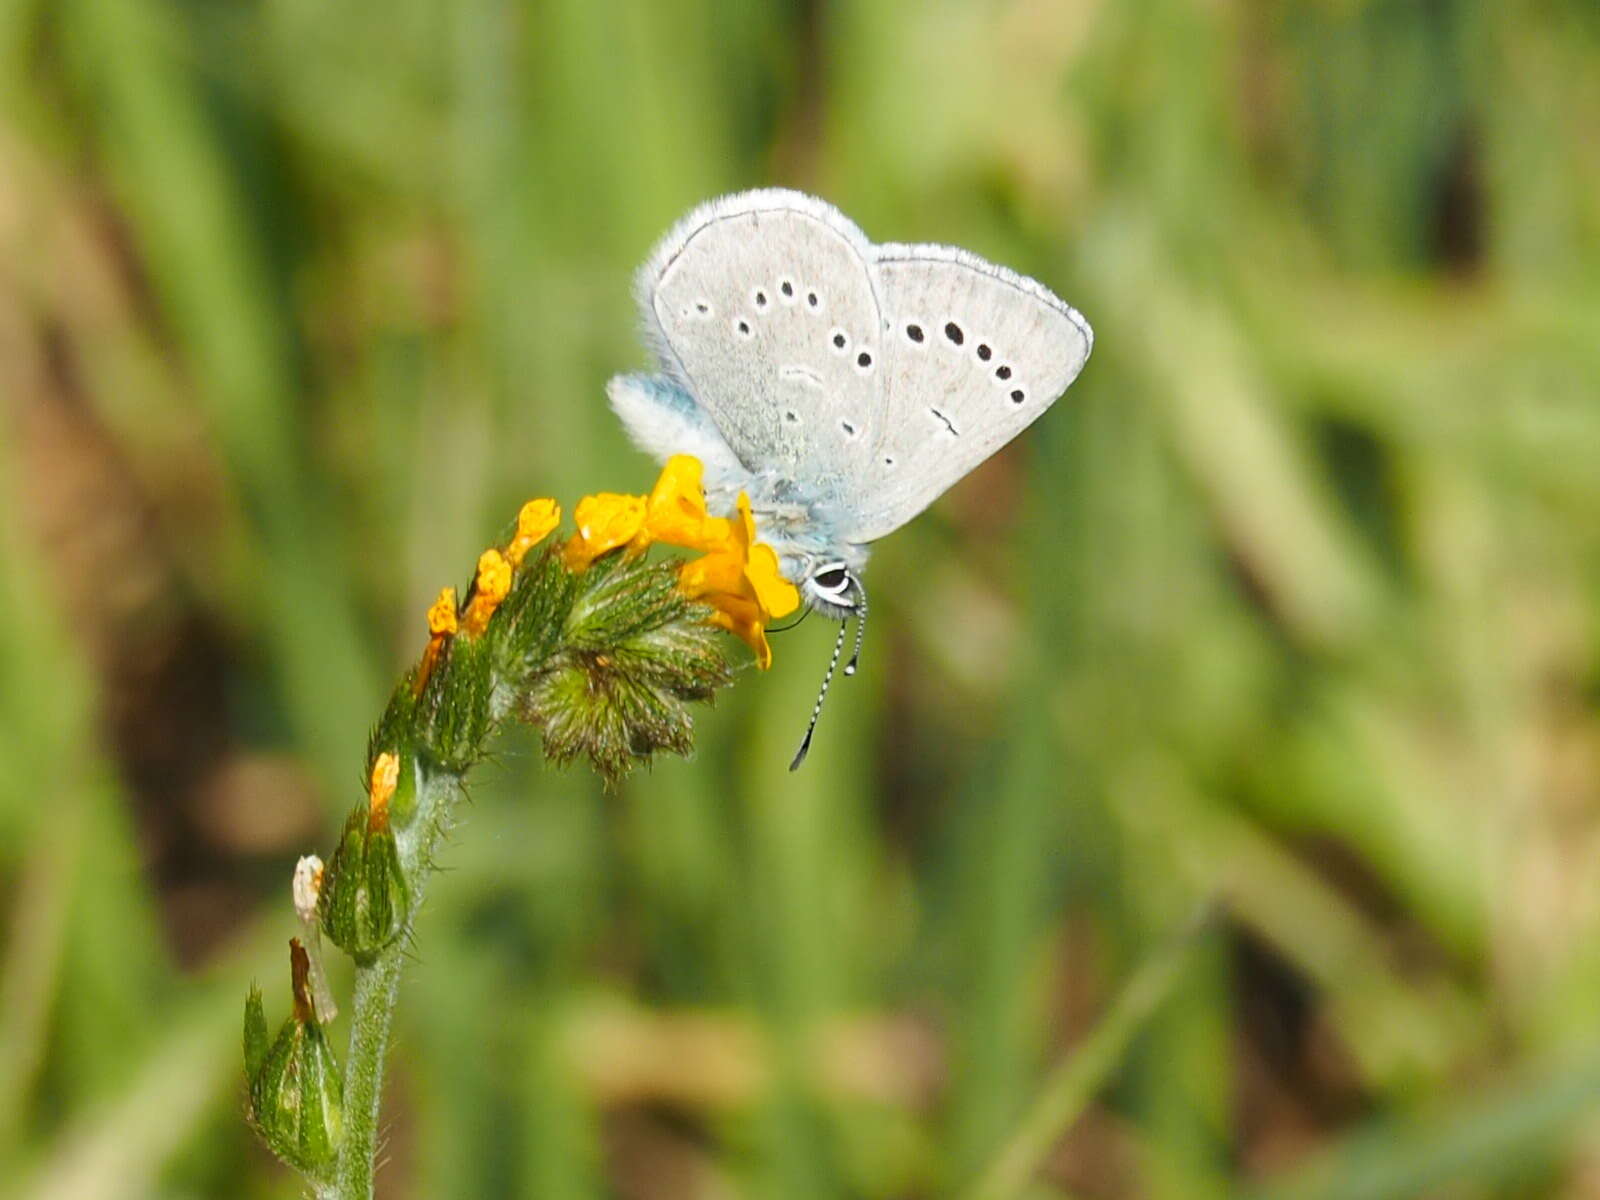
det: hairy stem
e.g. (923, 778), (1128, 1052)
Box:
(332, 764), (460, 1200)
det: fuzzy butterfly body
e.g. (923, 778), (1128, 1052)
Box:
(607, 189), (1092, 764)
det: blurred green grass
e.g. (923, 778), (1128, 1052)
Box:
(2, 0), (1600, 1196)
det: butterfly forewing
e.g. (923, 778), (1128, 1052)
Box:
(641, 192), (886, 490)
(839, 245), (1092, 543)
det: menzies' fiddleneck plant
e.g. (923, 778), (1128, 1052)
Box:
(243, 457), (796, 1198)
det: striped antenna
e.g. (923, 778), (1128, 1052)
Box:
(843, 589), (867, 676)
(789, 617), (851, 771)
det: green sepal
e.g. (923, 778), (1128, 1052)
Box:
(247, 1014), (343, 1173)
(319, 803), (410, 963)
(367, 692), (419, 828)
(243, 984), (269, 1081)
(362, 742), (419, 830)
(387, 745), (418, 827)
(244, 942), (344, 1176)
(419, 629), (496, 772)
(491, 544), (580, 671)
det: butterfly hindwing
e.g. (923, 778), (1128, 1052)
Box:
(607, 372), (748, 489)
(838, 244), (1092, 543)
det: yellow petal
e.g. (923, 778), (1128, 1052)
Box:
(637, 455), (734, 553)
(745, 543), (800, 619)
(564, 492), (647, 570)
(649, 456), (707, 521)
(368, 751), (399, 829)
(667, 485), (805, 668)
(706, 596), (774, 670)
(475, 549), (512, 603)
(745, 628), (773, 671)
(462, 549), (512, 634)
(678, 548), (749, 602)
(507, 498), (560, 566)
(647, 510), (733, 554)
(733, 492), (759, 552)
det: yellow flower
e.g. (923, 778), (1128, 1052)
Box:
(563, 493), (647, 571)
(676, 491), (800, 668)
(477, 550), (513, 602)
(507, 499), (561, 567)
(426, 587), (459, 636)
(415, 586), (459, 694)
(461, 549), (512, 635)
(635, 455), (733, 553)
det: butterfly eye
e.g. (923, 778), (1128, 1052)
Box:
(813, 566), (849, 592)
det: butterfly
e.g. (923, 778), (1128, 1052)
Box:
(608, 190), (1093, 766)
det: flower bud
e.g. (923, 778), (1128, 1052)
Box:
(244, 940), (343, 1175)
(318, 753), (410, 962)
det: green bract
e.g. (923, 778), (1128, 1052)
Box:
(318, 801), (409, 964)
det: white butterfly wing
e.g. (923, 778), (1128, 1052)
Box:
(638, 190), (887, 490)
(839, 245), (1092, 543)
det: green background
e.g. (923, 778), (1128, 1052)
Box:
(3, 0), (1599, 1196)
